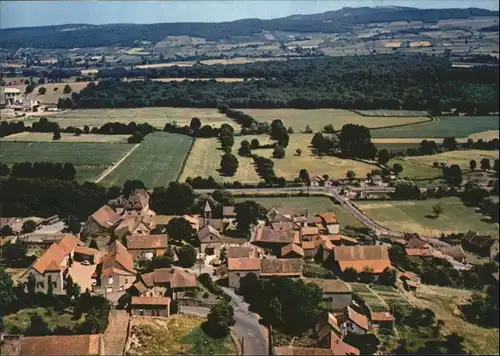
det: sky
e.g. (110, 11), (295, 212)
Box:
(1, 0), (498, 29)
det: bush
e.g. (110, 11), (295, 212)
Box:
(198, 273), (223, 295)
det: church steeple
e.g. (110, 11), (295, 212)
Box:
(203, 200), (212, 226)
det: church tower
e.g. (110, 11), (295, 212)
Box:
(203, 200), (212, 227)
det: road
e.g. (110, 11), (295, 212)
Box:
(180, 288), (268, 356)
(95, 143), (140, 183)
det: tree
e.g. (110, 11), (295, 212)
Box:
(0, 268), (16, 316)
(63, 84), (72, 94)
(238, 273), (262, 305)
(346, 170), (356, 181)
(177, 245), (197, 268)
(38, 86), (47, 95)
(324, 124), (336, 133)
(339, 124), (377, 159)
(480, 158), (491, 171)
(27, 273), (36, 298)
(443, 137), (458, 151)
(0, 225), (13, 236)
(469, 159), (477, 171)
(432, 202), (444, 218)
(0, 163), (10, 177)
(89, 239), (99, 250)
(25, 84), (35, 94)
(343, 267), (358, 282)
(273, 145), (286, 159)
(151, 182), (194, 215)
(52, 129), (61, 140)
(304, 125), (313, 134)
(377, 149), (390, 166)
(393, 181), (422, 200)
(299, 168), (310, 184)
(296, 148), (302, 156)
(443, 164), (463, 186)
(65, 215), (80, 234)
(83, 125), (90, 134)
(359, 266), (375, 284)
(166, 217), (196, 245)
(66, 275), (75, 299)
(47, 274), (54, 296)
(21, 220), (37, 234)
(238, 140), (251, 157)
(392, 163), (404, 176)
(204, 301), (235, 338)
(25, 315), (51, 336)
(189, 117), (201, 132)
(378, 267), (396, 286)
(234, 200), (265, 233)
(122, 179), (145, 198)
(220, 153), (239, 176)
(250, 138), (260, 149)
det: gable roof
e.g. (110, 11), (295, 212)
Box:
(228, 258), (261, 271)
(227, 246), (254, 258)
(301, 226), (319, 236)
(370, 311), (394, 322)
(131, 296), (171, 306)
(254, 227), (295, 244)
(463, 231), (497, 248)
(114, 215), (143, 233)
(140, 271), (155, 288)
(307, 216), (323, 224)
(153, 215), (176, 226)
(260, 258), (302, 276)
(334, 245), (391, 273)
(302, 241), (318, 250)
(405, 248), (434, 257)
(90, 205), (121, 228)
(30, 242), (68, 275)
(330, 332), (360, 355)
(304, 278), (352, 294)
(222, 206), (236, 217)
(56, 235), (81, 253)
(406, 237), (429, 249)
(440, 245), (466, 261)
(19, 335), (100, 356)
(271, 221), (298, 231)
(153, 268), (197, 289)
(127, 234), (168, 250)
(319, 212), (339, 224)
(198, 225), (221, 241)
(101, 240), (136, 275)
(281, 243), (305, 257)
(347, 306), (369, 330)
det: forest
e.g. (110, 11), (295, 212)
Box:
(65, 55), (499, 113)
(0, 7), (496, 49)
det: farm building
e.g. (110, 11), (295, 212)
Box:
(130, 296), (171, 317)
(126, 234), (168, 261)
(333, 245), (392, 273)
(260, 258), (303, 279)
(461, 231), (499, 261)
(82, 205), (122, 236)
(228, 258), (261, 288)
(304, 278), (353, 311)
(94, 241), (136, 295)
(400, 271), (421, 291)
(370, 311), (395, 328)
(133, 267), (197, 299)
(318, 212), (340, 235)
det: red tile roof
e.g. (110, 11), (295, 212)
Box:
(281, 243), (305, 257)
(347, 306), (369, 331)
(228, 258), (261, 271)
(228, 246), (254, 258)
(127, 234), (168, 250)
(330, 332), (360, 355)
(20, 334), (100, 356)
(370, 311), (394, 322)
(301, 226), (320, 236)
(335, 246), (392, 273)
(302, 241), (317, 250)
(405, 248), (434, 257)
(31, 243), (68, 274)
(91, 205), (121, 228)
(131, 296), (171, 306)
(304, 278), (352, 293)
(260, 258), (302, 276)
(56, 235), (80, 253)
(319, 212), (339, 224)
(153, 268), (197, 289)
(100, 240), (136, 275)
(406, 237), (429, 249)
(74, 246), (99, 256)
(254, 227), (295, 244)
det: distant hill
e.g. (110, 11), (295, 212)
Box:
(0, 6), (497, 49)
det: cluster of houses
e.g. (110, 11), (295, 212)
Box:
(0, 87), (42, 112)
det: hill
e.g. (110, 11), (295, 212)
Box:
(0, 7), (497, 49)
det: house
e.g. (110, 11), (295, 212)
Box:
(82, 205), (122, 236)
(400, 271), (421, 291)
(334, 245), (392, 273)
(94, 241), (136, 295)
(305, 278), (352, 311)
(197, 202), (223, 255)
(370, 311), (394, 328)
(328, 331), (360, 355)
(251, 227), (295, 254)
(266, 208), (308, 224)
(440, 245), (467, 263)
(302, 240), (320, 258)
(405, 235), (430, 249)
(462, 231), (499, 261)
(73, 246), (100, 264)
(339, 306), (370, 335)
(114, 215), (152, 239)
(281, 243), (305, 258)
(124, 189), (151, 215)
(222, 206), (236, 221)
(228, 258), (261, 288)
(0, 334), (102, 356)
(1, 87), (22, 107)
(260, 258), (302, 279)
(271, 221), (299, 231)
(405, 248), (435, 257)
(318, 212), (340, 235)
(319, 236), (335, 262)
(227, 246), (258, 259)
(20, 235), (80, 295)
(301, 226), (320, 240)
(126, 234), (168, 261)
(152, 215), (175, 233)
(130, 296), (171, 317)
(133, 267), (197, 299)
(328, 234), (359, 246)
(315, 314), (361, 355)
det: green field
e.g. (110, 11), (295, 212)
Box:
(356, 197), (499, 236)
(351, 283), (411, 312)
(233, 196), (364, 229)
(0, 141), (131, 183)
(99, 132), (193, 187)
(371, 116), (499, 139)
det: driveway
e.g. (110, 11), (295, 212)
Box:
(68, 261), (97, 293)
(180, 288), (268, 355)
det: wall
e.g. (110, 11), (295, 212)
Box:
(327, 223), (340, 235)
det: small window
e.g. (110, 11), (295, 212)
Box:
(108, 277), (114, 285)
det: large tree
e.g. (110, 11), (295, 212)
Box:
(177, 245), (197, 268)
(377, 149), (390, 166)
(204, 301), (235, 338)
(480, 158), (491, 171)
(0, 268), (16, 316)
(234, 200), (265, 233)
(443, 164), (463, 186)
(339, 124), (377, 159)
(166, 217), (196, 245)
(220, 153), (239, 176)
(151, 182), (194, 215)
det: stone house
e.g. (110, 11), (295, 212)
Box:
(114, 215), (153, 240)
(370, 311), (395, 329)
(132, 267), (197, 299)
(462, 231), (499, 261)
(82, 205), (122, 236)
(338, 306), (370, 335)
(130, 296), (171, 317)
(126, 234), (168, 261)
(318, 212), (340, 235)
(259, 258), (303, 279)
(94, 241), (136, 295)
(251, 227), (296, 255)
(280, 243), (305, 258)
(304, 278), (353, 311)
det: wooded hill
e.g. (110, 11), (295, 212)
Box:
(0, 7), (497, 49)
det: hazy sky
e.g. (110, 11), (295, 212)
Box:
(1, 0), (498, 29)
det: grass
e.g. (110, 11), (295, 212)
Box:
(2, 307), (79, 333)
(239, 109), (429, 132)
(24, 108), (233, 129)
(372, 142), (421, 152)
(403, 150), (500, 171)
(371, 116), (499, 139)
(0, 132), (130, 143)
(233, 196), (364, 229)
(28, 82), (92, 105)
(356, 197), (499, 236)
(127, 314), (235, 355)
(354, 109), (429, 117)
(180, 137), (262, 183)
(0, 141), (131, 182)
(99, 132), (193, 187)
(389, 158), (443, 180)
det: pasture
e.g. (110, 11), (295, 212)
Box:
(99, 132), (193, 187)
(240, 109), (429, 132)
(180, 137), (262, 183)
(24, 108), (233, 129)
(356, 197), (499, 236)
(354, 109), (428, 117)
(27, 82), (92, 105)
(233, 196), (364, 229)
(389, 158), (443, 180)
(371, 116), (500, 139)
(403, 150), (499, 171)
(0, 132), (129, 143)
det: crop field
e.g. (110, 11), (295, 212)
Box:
(354, 109), (428, 117)
(403, 150), (499, 171)
(468, 130), (499, 141)
(233, 196), (364, 229)
(356, 197), (499, 236)
(350, 283), (388, 312)
(27, 82), (92, 105)
(99, 132), (193, 187)
(180, 137), (261, 183)
(136, 57), (285, 69)
(240, 109), (429, 132)
(25, 108), (233, 129)
(371, 116), (500, 139)
(351, 283), (412, 312)
(0, 132), (129, 143)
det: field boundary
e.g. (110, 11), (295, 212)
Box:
(95, 143), (140, 183)
(175, 136), (196, 182)
(350, 109), (430, 118)
(368, 116), (434, 131)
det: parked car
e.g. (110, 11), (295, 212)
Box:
(81, 260), (90, 266)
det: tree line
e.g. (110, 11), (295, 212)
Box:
(0, 162), (76, 181)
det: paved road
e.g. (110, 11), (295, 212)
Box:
(180, 288), (268, 356)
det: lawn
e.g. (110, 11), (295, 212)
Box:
(180, 137), (262, 184)
(371, 116), (499, 139)
(356, 197), (499, 236)
(0, 141), (131, 182)
(240, 109), (429, 133)
(1, 132), (129, 143)
(25, 108), (233, 129)
(127, 314), (236, 355)
(99, 132), (193, 187)
(233, 196), (364, 229)
(2, 307), (79, 333)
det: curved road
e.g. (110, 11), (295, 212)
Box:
(180, 288), (268, 356)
